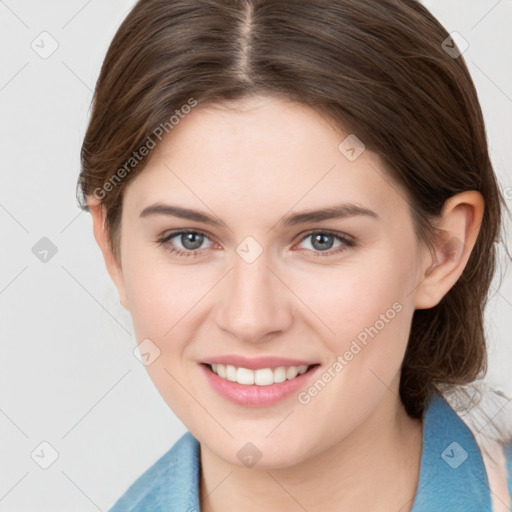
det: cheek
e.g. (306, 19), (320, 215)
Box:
(299, 247), (417, 398)
(290, 249), (416, 430)
(120, 226), (210, 335)
(121, 249), (213, 419)
(124, 262), (206, 340)
(304, 252), (414, 339)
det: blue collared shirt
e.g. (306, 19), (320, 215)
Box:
(109, 392), (512, 511)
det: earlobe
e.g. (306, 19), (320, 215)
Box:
(413, 191), (484, 310)
(88, 199), (129, 310)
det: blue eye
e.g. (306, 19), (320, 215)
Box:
(296, 230), (354, 257)
(157, 230), (213, 257)
(156, 229), (355, 258)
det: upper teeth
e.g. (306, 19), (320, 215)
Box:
(211, 364), (309, 386)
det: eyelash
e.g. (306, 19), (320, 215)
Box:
(156, 229), (355, 258)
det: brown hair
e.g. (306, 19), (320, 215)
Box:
(77, 0), (508, 419)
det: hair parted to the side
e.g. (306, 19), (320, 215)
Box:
(77, 0), (509, 421)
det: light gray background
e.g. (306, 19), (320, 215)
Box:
(1, 1), (511, 510)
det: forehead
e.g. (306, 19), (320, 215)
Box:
(123, 95), (410, 223)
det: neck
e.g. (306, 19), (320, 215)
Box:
(199, 384), (423, 512)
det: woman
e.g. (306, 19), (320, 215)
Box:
(77, 0), (512, 510)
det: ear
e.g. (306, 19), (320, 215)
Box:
(88, 198), (129, 310)
(413, 190), (485, 310)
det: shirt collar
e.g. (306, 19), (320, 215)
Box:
(411, 391), (492, 511)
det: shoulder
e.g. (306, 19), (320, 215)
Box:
(442, 382), (512, 511)
(108, 430), (201, 512)
(478, 437), (512, 512)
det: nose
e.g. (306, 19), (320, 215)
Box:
(214, 253), (294, 344)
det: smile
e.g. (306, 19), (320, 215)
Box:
(200, 362), (321, 407)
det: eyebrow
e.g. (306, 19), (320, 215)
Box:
(139, 202), (379, 227)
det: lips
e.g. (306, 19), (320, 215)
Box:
(201, 355), (318, 370)
(200, 362), (322, 407)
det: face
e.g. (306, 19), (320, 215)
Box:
(113, 94), (427, 468)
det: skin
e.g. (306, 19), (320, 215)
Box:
(89, 94), (484, 511)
